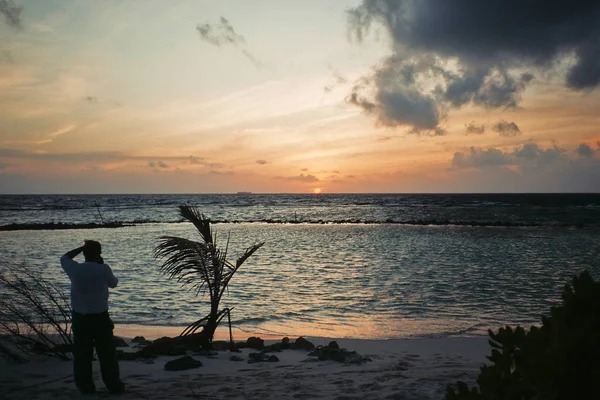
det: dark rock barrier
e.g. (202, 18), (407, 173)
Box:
(0, 222), (132, 231)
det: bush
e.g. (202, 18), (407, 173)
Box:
(446, 270), (600, 400)
(0, 264), (73, 361)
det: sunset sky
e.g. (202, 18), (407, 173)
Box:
(1, 0), (599, 193)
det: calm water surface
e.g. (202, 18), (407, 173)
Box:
(1, 221), (599, 339)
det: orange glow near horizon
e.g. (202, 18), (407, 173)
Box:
(313, 188), (322, 194)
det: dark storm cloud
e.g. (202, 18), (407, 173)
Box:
(0, 0), (22, 29)
(347, 0), (600, 132)
(576, 143), (596, 157)
(465, 122), (485, 135)
(492, 120), (521, 137)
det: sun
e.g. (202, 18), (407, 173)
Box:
(312, 188), (322, 194)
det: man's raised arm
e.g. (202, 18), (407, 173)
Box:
(63, 246), (84, 260)
(60, 245), (84, 276)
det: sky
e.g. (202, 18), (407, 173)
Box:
(1, 0), (599, 194)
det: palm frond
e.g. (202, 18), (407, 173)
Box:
(154, 236), (215, 297)
(179, 204), (212, 244)
(236, 242), (265, 268)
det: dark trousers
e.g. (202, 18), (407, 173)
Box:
(71, 311), (124, 393)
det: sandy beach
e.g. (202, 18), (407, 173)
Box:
(0, 329), (490, 400)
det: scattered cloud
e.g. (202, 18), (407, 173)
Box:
(347, 1), (600, 132)
(208, 169), (233, 175)
(576, 143), (596, 157)
(148, 160), (168, 169)
(188, 156), (225, 169)
(0, 0), (22, 30)
(85, 96), (98, 103)
(0, 48), (13, 63)
(452, 147), (510, 169)
(324, 70), (348, 93)
(197, 17), (245, 47)
(82, 166), (103, 173)
(465, 122), (485, 135)
(256, 159), (268, 165)
(492, 120), (521, 137)
(206, 162), (225, 169)
(196, 16), (263, 68)
(189, 156), (204, 165)
(0, 161), (7, 170)
(451, 142), (590, 170)
(277, 173), (319, 183)
(36, 124), (78, 144)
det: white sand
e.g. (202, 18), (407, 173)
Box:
(0, 333), (490, 400)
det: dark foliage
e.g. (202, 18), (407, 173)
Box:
(0, 264), (73, 360)
(446, 270), (600, 400)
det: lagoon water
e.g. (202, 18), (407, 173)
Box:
(1, 194), (599, 339)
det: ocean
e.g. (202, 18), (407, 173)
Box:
(1, 193), (599, 339)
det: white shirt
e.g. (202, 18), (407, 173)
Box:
(60, 255), (119, 314)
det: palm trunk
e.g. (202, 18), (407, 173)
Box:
(201, 304), (219, 349)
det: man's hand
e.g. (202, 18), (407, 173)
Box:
(63, 245), (85, 260)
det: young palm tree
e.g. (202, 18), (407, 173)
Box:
(154, 204), (264, 348)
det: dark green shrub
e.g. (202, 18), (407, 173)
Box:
(446, 270), (600, 400)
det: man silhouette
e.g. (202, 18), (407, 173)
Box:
(61, 240), (125, 395)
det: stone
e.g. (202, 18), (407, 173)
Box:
(242, 337), (264, 349)
(164, 356), (203, 371)
(293, 336), (315, 350)
(230, 355), (244, 362)
(248, 352), (280, 363)
(131, 336), (146, 344)
(261, 343), (283, 353)
(113, 336), (128, 348)
(131, 336), (152, 346)
(307, 345), (370, 364)
(328, 341), (339, 349)
(281, 337), (290, 349)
